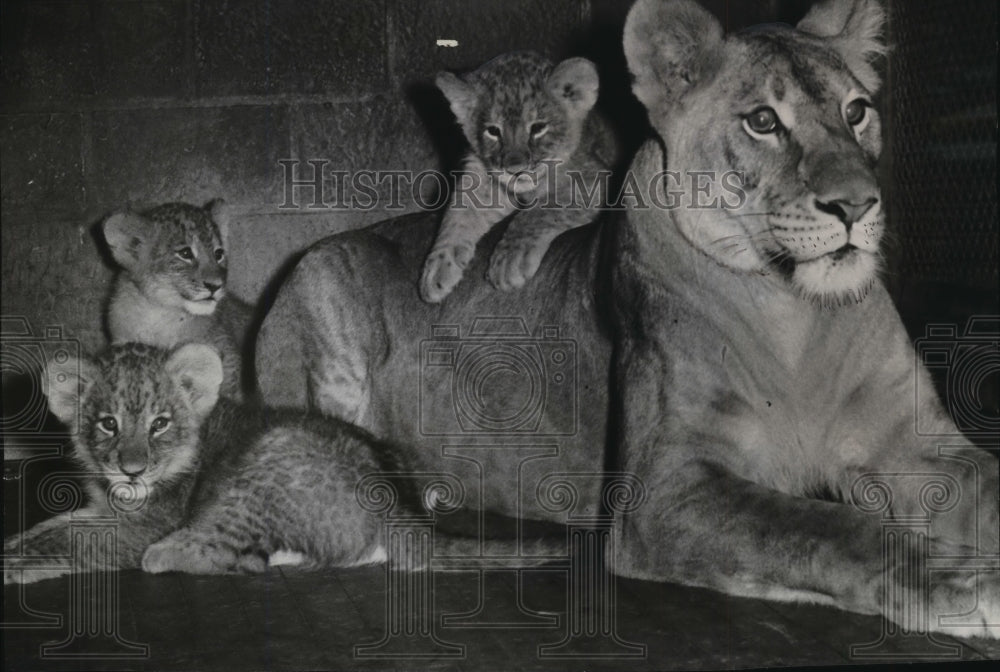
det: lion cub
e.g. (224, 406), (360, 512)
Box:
(3, 343), (385, 583)
(102, 200), (252, 397)
(419, 51), (616, 302)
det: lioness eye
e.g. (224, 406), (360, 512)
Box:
(98, 416), (118, 435)
(744, 106), (779, 135)
(150, 416), (170, 434)
(484, 125), (502, 140)
(214, 248), (225, 262)
(176, 247), (195, 261)
(530, 122), (548, 138)
(845, 98), (868, 126)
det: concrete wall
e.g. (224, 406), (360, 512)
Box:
(1, 0), (591, 353)
(2, 0), (996, 359)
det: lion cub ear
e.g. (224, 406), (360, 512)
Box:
(548, 58), (599, 118)
(46, 355), (98, 429)
(797, 0), (887, 93)
(436, 71), (479, 143)
(165, 344), (223, 419)
(205, 198), (230, 249)
(103, 211), (151, 272)
(624, 0), (723, 126)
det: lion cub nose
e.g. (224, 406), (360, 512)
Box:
(814, 196), (878, 230)
(118, 457), (147, 478)
(204, 281), (222, 295)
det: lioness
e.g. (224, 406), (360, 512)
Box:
(256, 0), (999, 637)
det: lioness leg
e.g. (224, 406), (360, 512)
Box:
(614, 462), (1000, 639)
(256, 242), (374, 422)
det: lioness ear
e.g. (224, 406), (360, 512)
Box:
(103, 211), (151, 271)
(165, 344), (223, 419)
(548, 58), (599, 118)
(624, 0), (723, 125)
(797, 0), (887, 93)
(436, 71), (479, 142)
(206, 198), (230, 249)
(46, 355), (97, 428)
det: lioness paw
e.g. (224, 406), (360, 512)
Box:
(487, 238), (546, 291)
(887, 569), (1000, 640)
(929, 570), (1000, 640)
(420, 244), (473, 303)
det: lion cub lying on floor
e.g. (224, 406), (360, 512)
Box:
(3, 343), (386, 583)
(3, 344), (552, 583)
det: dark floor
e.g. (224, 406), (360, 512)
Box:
(4, 562), (999, 671)
(4, 286), (998, 670)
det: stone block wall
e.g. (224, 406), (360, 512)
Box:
(2, 0), (996, 360)
(1, 0), (590, 353)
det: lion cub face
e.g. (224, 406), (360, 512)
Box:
(626, 0), (887, 305)
(45, 343), (223, 491)
(103, 201), (231, 315)
(436, 51), (599, 196)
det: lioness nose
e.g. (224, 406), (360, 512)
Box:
(204, 281), (222, 294)
(814, 195), (878, 229)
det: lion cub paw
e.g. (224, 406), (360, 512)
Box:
(487, 238), (546, 291)
(143, 534), (266, 575)
(420, 243), (474, 303)
(4, 559), (72, 585)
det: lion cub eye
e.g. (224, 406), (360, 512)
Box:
(529, 122), (549, 138)
(176, 247), (195, 262)
(149, 416), (171, 435)
(97, 416), (118, 435)
(844, 98), (868, 126)
(483, 125), (502, 141)
(214, 248), (225, 262)
(743, 106), (780, 136)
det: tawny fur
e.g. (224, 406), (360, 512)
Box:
(420, 51), (617, 303)
(103, 200), (253, 398)
(255, 0), (998, 639)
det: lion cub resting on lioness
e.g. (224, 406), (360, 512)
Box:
(420, 51), (616, 302)
(102, 200), (252, 397)
(3, 343), (387, 583)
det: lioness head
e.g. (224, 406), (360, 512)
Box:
(103, 200), (231, 315)
(46, 343), (223, 491)
(625, 0), (887, 304)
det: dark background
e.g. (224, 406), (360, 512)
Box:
(1, 0), (997, 482)
(1, 0), (996, 355)
(1, 2), (997, 668)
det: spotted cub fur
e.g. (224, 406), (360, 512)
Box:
(103, 200), (252, 397)
(3, 343), (385, 583)
(419, 51), (616, 302)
